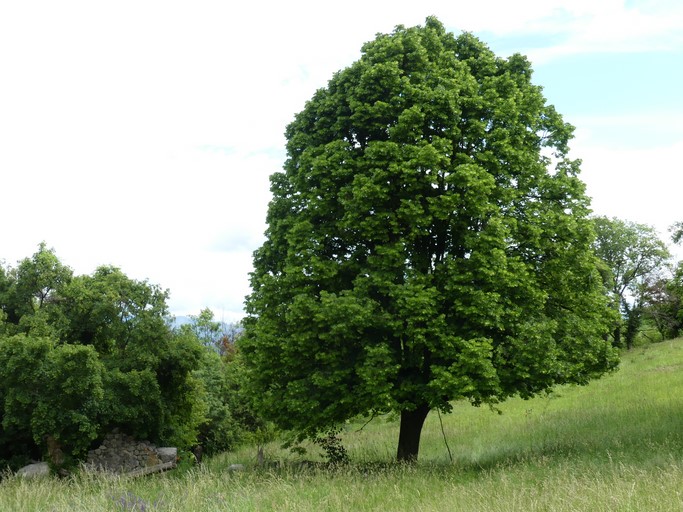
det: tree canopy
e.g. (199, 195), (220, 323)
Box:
(241, 18), (618, 461)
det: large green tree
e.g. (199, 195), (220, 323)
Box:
(242, 18), (617, 461)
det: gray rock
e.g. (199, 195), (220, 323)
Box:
(157, 447), (177, 464)
(17, 462), (49, 478)
(228, 464), (245, 471)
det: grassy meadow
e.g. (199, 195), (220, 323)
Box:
(2, 337), (683, 511)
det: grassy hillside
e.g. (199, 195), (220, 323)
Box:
(2, 338), (683, 511)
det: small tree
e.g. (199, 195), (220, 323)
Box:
(17, 243), (71, 312)
(187, 308), (222, 349)
(242, 18), (618, 462)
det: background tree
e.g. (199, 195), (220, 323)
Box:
(0, 243), (72, 333)
(0, 246), (209, 469)
(187, 308), (222, 349)
(58, 266), (206, 447)
(242, 18), (617, 462)
(217, 321), (243, 360)
(592, 217), (671, 348)
(640, 269), (683, 340)
(670, 221), (683, 245)
(0, 265), (10, 322)
(0, 335), (104, 468)
(179, 311), (269, 457)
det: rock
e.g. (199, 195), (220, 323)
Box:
(157, 447), (177, 464)
(228, 464), (245, 471)
(17, 462), (49, 478)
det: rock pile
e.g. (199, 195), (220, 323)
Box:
(86, 429), (177, 474)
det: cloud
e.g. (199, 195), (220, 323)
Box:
(570, 111), (683, 150)
(522, 1), (683, 62)
(575, 136), (683, 237)
(2, 1), (681, 319)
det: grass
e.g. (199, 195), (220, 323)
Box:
(2, 338), (683, 511)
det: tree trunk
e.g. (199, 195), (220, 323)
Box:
(46, 435), (64, 469)
(612, 325), (622, 348)
(396, 404), (430, 462)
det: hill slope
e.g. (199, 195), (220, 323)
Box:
(3, 338), (683, 511)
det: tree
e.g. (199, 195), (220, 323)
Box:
(670, 221), (683, 245)
(241, 18), (617, 462)
(56, 266), (206, 447)
(179, 311), (267, 457)
(1, 242), (72, 327)
(592, 217), (671, 348)
(0, 248), (208, 468)
(640, 268), (683, 340)
(0, 335), (104, 468)
(58, 265), (171, 354)
(186, 308), (221, 347)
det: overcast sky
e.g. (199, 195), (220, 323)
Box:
(1, 1), (682, 321)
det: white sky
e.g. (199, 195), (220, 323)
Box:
(1, 1), (682, 321)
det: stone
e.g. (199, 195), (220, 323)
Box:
(157, 447), (177, 464)
(17, 462), (49, 478)
(228, 464), (245, 471)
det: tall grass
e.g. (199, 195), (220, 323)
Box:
(2, 338), (683, 511)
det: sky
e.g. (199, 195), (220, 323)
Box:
(1, 1), (682, 321)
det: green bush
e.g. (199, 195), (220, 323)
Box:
(0, 246), (210, 468)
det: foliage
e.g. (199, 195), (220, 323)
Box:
(58, 265), (206, 448)
(58, 265), (171, 354)
(313, 427), (350, 465)
(0, 335), (104, 465)
(670, 221), (683, 245)
(639, 263), (683, 340)
(3, 242), (73, 325)
(186, 308), (222, 349)
(180, 308), (242, 359)
(242, 17), (617, 461)
(192, 350), (241, 456)
(184, 314), (270, 457)
(0, 244), (208, 468)
(592, 216), (671, 348)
